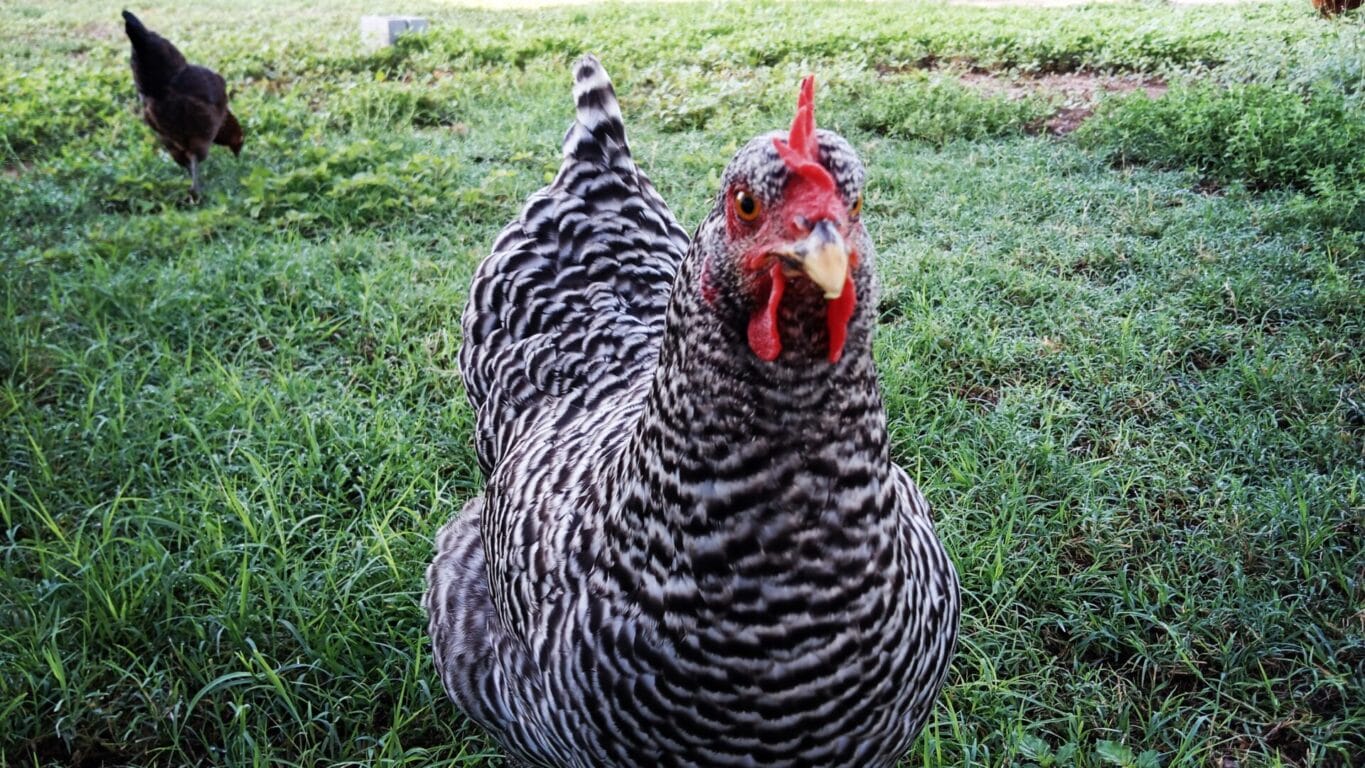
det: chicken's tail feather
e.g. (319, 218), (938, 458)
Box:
(121, 10), (188, 94)
(458, 54), (689, 473)
(562, 54), (630, 165)
(121, 10), (152, 46)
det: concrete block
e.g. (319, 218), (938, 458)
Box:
(360, 15), (429, 49)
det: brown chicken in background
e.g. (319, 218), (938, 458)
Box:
(122, 10), (242, 200)
(1311, 0), (1361, 14)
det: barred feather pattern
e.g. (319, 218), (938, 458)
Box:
(458, 57), (689, 476)
(426, 55), (960, 768)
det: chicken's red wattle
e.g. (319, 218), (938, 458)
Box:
(748, 263), (786, 361)
(748, 266), (857, 364)
(826, 278), (856, 363)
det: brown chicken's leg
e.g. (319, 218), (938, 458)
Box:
(188, 156), (202, 201)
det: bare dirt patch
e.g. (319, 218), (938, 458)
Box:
(76, 21), (118, 41)
(4, 162), (34, 179)
(959, 71), (1168, 134)
(945, 0), (1259, 5)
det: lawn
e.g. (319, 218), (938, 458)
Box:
(1, 0), (1362, 765)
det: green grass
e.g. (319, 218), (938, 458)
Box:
(1077, 84), (1365, 226)
(1, 0), (1363, 766)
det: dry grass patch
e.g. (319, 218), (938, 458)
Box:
(959, 71), (1169, 134)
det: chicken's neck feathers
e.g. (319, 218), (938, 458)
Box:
(605, 249), (894, 595)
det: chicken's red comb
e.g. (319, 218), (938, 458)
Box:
(773, 75), (836, 192)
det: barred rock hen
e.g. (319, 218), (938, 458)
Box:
(122, 10), (242, 199)
(425, 55), (960, 768)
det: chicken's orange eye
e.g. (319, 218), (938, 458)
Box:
(734, 190), (762, 222)
(850, 193), (863, 220)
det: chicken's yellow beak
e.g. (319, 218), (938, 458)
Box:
(776, 220), (848, 299)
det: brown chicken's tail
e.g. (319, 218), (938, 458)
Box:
(121, 10), (150, 42)
(216, 111), (244, 156)
(122, 10), (188, 97)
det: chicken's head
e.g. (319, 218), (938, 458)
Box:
(697, 76), (870, 365)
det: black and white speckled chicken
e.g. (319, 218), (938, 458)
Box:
(424, 55), (960, 768)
